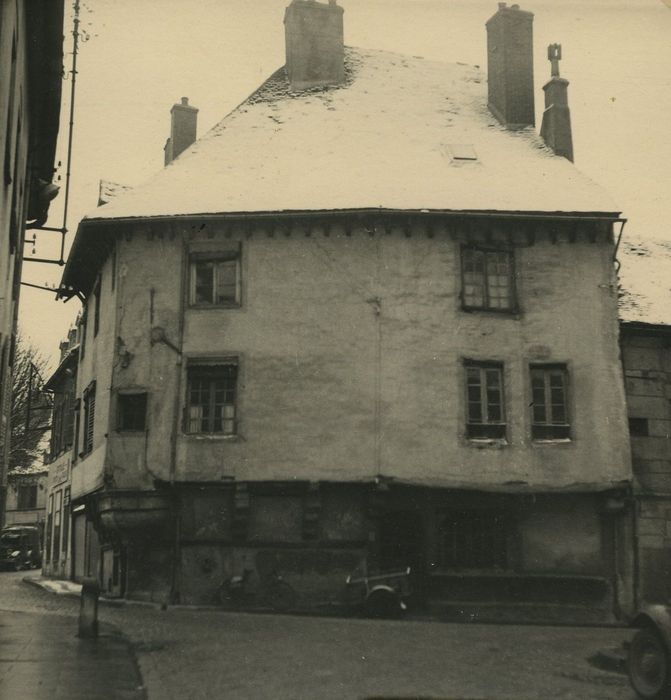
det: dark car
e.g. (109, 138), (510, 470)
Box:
(0, 526), (42, 571)
(628, 604), (671, 699)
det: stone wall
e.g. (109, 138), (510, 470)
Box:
(621, 325), (671, 603)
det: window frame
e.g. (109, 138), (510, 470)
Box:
(529, 364), (571, 441)
(188, 249), (242, 308)
(184, 360), (239, 436)
(464, 360), (507, 441)
(17, 484), (38, 510)
(116, 391), (148, 432)
(460, 245), (516, 313)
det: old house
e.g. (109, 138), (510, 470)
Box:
(619, 241), (671, 606)
(54, 2), (633, 620)
(41, 328), (79, 579)
(3, 466), (47, 529)
(0, 0), (64, 525)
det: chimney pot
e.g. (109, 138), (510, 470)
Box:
(486, 3), (535, 129)
(540, 44), (574, 161)
(181, 97), (189, 105)
(284, 0), (345, 91)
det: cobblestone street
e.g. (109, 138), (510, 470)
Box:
(0, 571), (640, 699)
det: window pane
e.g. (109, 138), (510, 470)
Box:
(187, 365), (237, 434)
(215, 260), (238, 303)
(531, 366), (569, 436)
(194, 262), (214, 303)
(463, 249), (485, 307)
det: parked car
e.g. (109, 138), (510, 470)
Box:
(0, 526), (42, 571)
(628, 603), (671, 699)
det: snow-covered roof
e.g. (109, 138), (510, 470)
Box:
(98, 179), (132, 206)
(86, 47), (619, 221)
(618, 238), (671, 326)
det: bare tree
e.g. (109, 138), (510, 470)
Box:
(9, 333), (52, 473)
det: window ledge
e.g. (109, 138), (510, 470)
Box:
(532, 438), (573, 446)
(188, 303), (241, 310)
(467, 438), (508, 448)
(182, 433), (239, 442)
(461, 306), (520, 317)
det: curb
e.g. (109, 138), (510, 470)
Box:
(21, 576), (631, 630)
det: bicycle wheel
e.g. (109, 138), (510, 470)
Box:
(267, 580), (297, 612)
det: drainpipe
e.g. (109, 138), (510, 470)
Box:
(168, 236), (188, 604)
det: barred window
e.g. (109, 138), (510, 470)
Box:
(461, 247), (514, 311)
(465, 362), (506, 440)
(439, 510), (508, 570)
(530, 365), (570, 440)
(186, 364), (237, 435)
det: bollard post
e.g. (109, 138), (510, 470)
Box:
(78, 577), (100, 638)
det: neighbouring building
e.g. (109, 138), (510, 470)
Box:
(42, 327), (79, 579)
(3, 465), (48, 529)
(0, 0), (64, 526)
(53, 1), (634, 621)
(619, 239), (671, 606)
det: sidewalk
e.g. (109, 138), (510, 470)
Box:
(0, 609), (145, 700)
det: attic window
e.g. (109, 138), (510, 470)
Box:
(448, 144), (478, 161)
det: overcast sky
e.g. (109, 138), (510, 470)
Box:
(20, 0), (671, 367)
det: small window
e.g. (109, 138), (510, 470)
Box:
(82, 382), (96, 455)
(461, 247), (514, 312)
(17, 484), (38, 510)
(530, 365), (570, 440)
(439, 510), (508, 570)
(117, 393), (148, 432)
(628, 417), (649, 437)
(190, 251), (240, 307)
(186, 363), (237, 435)
(465, 362), (506, 440)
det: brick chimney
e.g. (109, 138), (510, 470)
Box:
(540, 44), (574, 161)
(284, 0), (345, 91)
(164, 97), (198, 166)
(486, 3), (535, 129)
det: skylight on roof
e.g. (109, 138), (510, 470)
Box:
(448, 144), (478, 161)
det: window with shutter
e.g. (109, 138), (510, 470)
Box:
(82, 382), (96, 454)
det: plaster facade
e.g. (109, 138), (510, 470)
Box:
(64, 214), (633, 617)
(0, 0), (63, 525)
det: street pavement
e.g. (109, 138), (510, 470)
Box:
(0, 570), (638, 699)
(0, 610), (145, 699)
